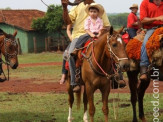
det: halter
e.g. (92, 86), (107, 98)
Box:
(107, 35), (128, 63)
(0, 36), (18, 81)
(4, 37), (18, 63)
(83, 34), (128, 79)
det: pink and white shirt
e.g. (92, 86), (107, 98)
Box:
(84, 16), (103, 33)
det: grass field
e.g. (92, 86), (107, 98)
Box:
(0, 53), (163, 122)
(5, 53), (63, 81)
(0, 92), (163, 122)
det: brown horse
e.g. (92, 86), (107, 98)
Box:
(0, 30), (18, 69)
(67, 27), (130, 122)
(126, 30), (163, 122)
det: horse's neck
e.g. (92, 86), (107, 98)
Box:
(93, 34), (111, 71)
(0, 36), (4, 54)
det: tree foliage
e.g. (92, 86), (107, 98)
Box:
(32, 5), (64, 33)
(108, 13), (129, 29)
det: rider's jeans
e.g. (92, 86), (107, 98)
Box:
(140, 28), (155, 67)
(128, 28), (137, 39)
(68, 38), (79, 86)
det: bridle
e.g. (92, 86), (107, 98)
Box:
(4, 37), (18, 63)
(83, 34), (128, 79)
(0, 36), (18, 80)
(107, 34), (128, 64)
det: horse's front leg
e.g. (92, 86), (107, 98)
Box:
(138, 78), (150, 122)
(86, 82), (95, 122)
(83, 85), (88, 122)
(100, 81), (110, 122)
(67, 76), (74, 122)
(127, 71), (139, 122)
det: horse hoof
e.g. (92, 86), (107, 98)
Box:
(140, 117), (147, 122)
(83, 119), (88, 122)
(132, 119), (138, 122)
(68, 119), (72, 122)
(68, 117), (73, 122)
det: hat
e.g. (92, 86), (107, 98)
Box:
(129, 4), (138, 10)
(85, 3), (104, 18)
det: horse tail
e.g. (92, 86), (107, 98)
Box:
(75, 88), (82, 110)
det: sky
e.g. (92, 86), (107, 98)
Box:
(0, 0), (142, 13)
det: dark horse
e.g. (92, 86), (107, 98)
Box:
(0, 30), (18, 70)
(67, 27), (130, 122)
(126, 29), (163, 122)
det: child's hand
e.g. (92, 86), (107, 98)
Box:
(96, 34), (100, 38)
(90, 34), (96, 38)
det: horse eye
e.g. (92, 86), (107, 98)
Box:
(112, 43), (117, 47)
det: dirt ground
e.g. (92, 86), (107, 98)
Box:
(0, 62), (163, 93)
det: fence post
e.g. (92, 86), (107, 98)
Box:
(17, 38), (22, 55)
(33, 37), (37, 53)
(62, 37), (65, 51)
(45, 38), (48, 52)
(48, 36), (51, 51)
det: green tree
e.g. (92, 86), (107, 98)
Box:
(32, 5), (64, 33)
(32, 17), (47, 32)
(108, 13), (129, 29)
(32, 5), (67, 41)
(46, 5), (64, 33)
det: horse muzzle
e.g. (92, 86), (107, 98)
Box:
(9, 60), (18, 69)
(119, 60), (130, 72)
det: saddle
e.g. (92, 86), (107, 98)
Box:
(65, 38), (96, 70)
(126, 27), (163, 70)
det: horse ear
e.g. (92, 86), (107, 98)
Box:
(117, 26), (125, 34)
(1, 30), (8, 37)
(13, 30), (17, 37)
(109, 26), (113, 35)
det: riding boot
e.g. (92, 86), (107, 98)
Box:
(116, 72), (126, 88)
(140, 66), (148, 80)
(73, 85), (81, 92)
(73, 67), (81, 92)
(111, 74), (126, 89)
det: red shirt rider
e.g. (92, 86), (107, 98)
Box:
(140, 0), (163, 29)
(127, 12), (139, 29)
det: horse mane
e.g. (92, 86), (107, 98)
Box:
(5, 34), (14, 38)
(1, 31), (14, 39)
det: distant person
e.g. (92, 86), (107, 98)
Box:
(127, 4), (141, 38)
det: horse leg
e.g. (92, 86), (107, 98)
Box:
(86, 83), (95, 122)
(127, 71), (139, 122)
(83, 85), (88, 122)
(100, 84), (110, 122)
(138, 78), (150, 122)
(67, 76), (74, 122)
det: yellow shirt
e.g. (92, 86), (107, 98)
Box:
(69, 2), (111, 40)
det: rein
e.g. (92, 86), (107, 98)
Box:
(91, 42), (114, 79)
(83, 35), (128, 79)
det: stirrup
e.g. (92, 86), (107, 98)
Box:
(72, 85), (81, 92)
(0, 78), (6, 82)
